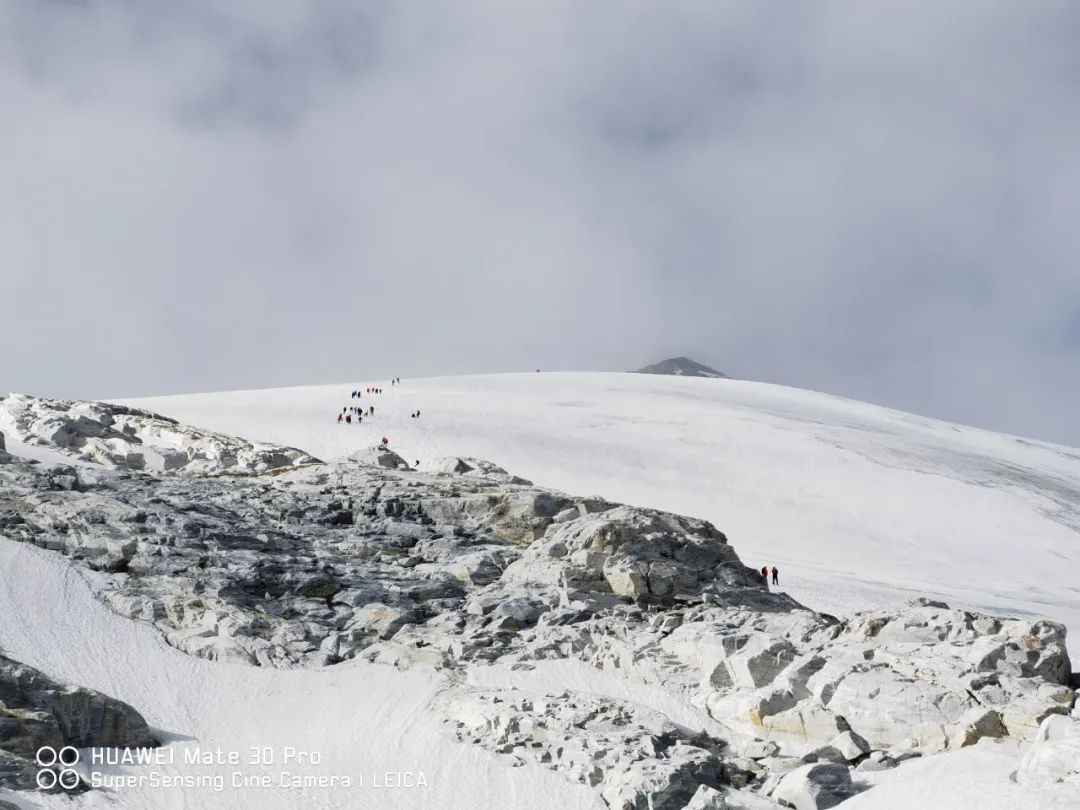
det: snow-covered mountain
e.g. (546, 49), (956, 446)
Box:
(0, 372), (1076, 810)
(635, 357), (728, 378)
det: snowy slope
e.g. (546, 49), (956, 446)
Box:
(125, 372), (1080, 662)
(0, 538), (600, 810)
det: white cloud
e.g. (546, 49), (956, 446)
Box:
(2, 0), (1079, 443)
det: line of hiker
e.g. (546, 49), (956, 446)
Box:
(339, 405), (376, 419)
(760, 565), (779, 586)
(335, 378), (426, 473)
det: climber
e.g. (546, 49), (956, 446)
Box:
(760, 565), (768, 583)
(381, 436), (389, 446)
(771, 566), (779, 586)
(346, 414), (352, 424)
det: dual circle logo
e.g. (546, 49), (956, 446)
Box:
(35, 746), (81, 790)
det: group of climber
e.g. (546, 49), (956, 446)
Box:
(760, 565), (779, 586)
(336, 380), (422, 451)
(338, 405), (363, 424)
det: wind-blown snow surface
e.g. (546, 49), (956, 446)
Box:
(126, 372), (1080, 661)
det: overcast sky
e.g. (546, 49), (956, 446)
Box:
(3, 1), (1079, 445)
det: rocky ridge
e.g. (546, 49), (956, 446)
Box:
(0, 394), (317, 474)
(0, 399), (1076, 808)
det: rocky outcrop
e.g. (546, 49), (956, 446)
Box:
(0, 451), (760, 669)
(350, 445), (412, 470)
(0, 653), (157, 791)
(421, 457), (533, 485)
(436, 688), (737, 810)
(0, 415), (1074, 808)
(0, 394), (317, 474)
(635, 358), (728, 379)
(771, 763), (859, 809)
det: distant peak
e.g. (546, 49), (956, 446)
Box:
(633, 357), (728, 379)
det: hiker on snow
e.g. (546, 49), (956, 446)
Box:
(771, 566), (779, 586)
(760, 566), (768, 583)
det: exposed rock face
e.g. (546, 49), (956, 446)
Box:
(436, 688), (736, 810)
(0, 403), (1075, 808)
(350, 445), (412, 470)
(635, 358), (728, 379)
(0, 452), (759, 669)
(420, 457), (533, 485)
(0, 653), (158, 790)
(0, 394), (317, 474)
(771, 763), (859, 809)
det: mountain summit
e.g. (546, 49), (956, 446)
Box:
(634, 356), (728, 378)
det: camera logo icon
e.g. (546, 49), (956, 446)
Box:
(35, 746), (81, 790)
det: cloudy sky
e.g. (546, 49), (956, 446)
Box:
(3, 1), (1079, 445)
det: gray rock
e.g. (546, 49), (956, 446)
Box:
(828, 731), (870, 761)
(351, 445), (411, 470)
(0, 653), (157, 791)
(772, 763), (859, 809)
(437, 689), (728, 810)
(0, 394), (316, 474)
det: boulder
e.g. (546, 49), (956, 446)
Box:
(771, 763), (859, 810)
(828, 731), (870, 761)
(0, 394), (317, 474)
(422, 457), (532, 485)
(1014, 714), (1080, 788)
(947, 708), (1008, 748)
(351, 445), (411, 470)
